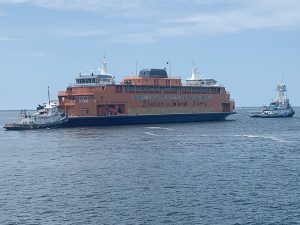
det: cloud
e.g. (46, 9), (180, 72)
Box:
(167, 0), (300, 33)
(0, 9), (7, 16)
(1, 0), (300, 44)
(0, 36), (15, 41)
(0, 0), (156, 16)
(28, 52), (46, 57)
(113, 26), (188, 44)
(113, 0), (300, 43)
(55, 28), (110, 38)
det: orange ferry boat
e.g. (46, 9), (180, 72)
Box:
(58, 59), (235, 127)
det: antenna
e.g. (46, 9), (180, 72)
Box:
(135, 61), (138, 76)
(192, 61), (197, 80)
(167, 60), (171, 86)
(168, 60), (171, 78)
(100, 55), (108, 75)
(48, 86), (50, 104)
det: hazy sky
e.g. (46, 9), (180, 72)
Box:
(1, 0), (300, 109)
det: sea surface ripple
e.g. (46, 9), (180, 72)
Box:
(0, 108), (299, 224)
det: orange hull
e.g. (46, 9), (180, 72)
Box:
(58, 84), (234, 117)
(57, 65), (235, 126)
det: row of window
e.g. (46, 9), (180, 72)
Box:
(59, 96), (88, 103)
(76, 78), (112, 84)
(115, 85), (221, 94)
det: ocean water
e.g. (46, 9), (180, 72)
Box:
(0, 108), (299, 225)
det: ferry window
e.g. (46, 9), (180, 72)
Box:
(82, 108), (89, 114)
(125, 86), (135, 92)
(193, 87), (200, 93)
(79, 96), (89, 103)
(148, 86), (158, 92)
(182, 87), (191, 93)
(136, 86), (146, 92)
(115, 86), (123, 92)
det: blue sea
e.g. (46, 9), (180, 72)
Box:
(0, 108), (299, 225)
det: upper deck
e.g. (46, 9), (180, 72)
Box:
(58, 63), (229, 98)
(72, 58), (115, 87)
(120, 68), (182, 86)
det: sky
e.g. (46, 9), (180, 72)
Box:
(0, 0), (300, 109)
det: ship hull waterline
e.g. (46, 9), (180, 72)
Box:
(3, 119), (68, 131)
(4, 112), (236, 130)
(63, 112), (236, 128)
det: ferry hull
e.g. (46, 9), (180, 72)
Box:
(63, 112), (236, 127)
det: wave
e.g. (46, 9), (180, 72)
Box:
(234, 134), (291, 143)
(144, 132), (160, 136)
(145, 126), (174, 131)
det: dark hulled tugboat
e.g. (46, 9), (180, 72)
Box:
(250, 81), (295, 118)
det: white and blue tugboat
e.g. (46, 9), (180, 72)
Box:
(4, 88), (68, 130)
(4, 101), (68, 130)
(250, 81), (295, 118)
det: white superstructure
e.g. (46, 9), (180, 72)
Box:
(186, 63), (218, 87)
(75, 58), (115, 86)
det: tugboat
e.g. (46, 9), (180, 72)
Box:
(250, 81), (295, 118)
(4, 89), (68, 130)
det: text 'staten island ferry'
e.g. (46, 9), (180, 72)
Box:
(56, 59), (235, 127)
(250, 81), (295, 118)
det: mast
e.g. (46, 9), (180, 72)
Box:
(191, 61), (197, 80)
(100, 55), (108, 75)
(167, 61), (171, 86)
(135, 61), (138, 76)
(276, 81), (287, 103)
(48, 86), (50, 104)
